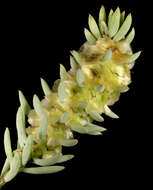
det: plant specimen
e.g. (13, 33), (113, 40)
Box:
(0, 5), (141, 188)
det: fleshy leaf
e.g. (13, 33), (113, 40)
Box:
(22, 166), (65, 174)
(33, 95), (44, 117)
(38, 115), (48, 143)
(70, 56), (78, 71)
(1, 158), (10, 176)
(101, 21), (109, 35)
(61, 139), (78, 147)
(113, 14), (132, 41)
(4, 128), (13, 161)
(104, 105), (119, 118)
(58, 82), (67, 102)
(40, 78), (52, 96)
(108, 7), (121, 38)
(33, 154), (60, 166)
(99, 5), (106, 34)
(4, 152), (21, 183)
(71, 51), (82, 67)
(88, 131), (102, 135)
(84, 28), (96, 45)
(88, 110), (104, 122)
(84, 123), (106, 132)
(60, 64), (68, 80)
(101, 49), (112, 62)
(57, 155), (74, 163)
(19, 91), (31, 115)
(129, 51), (141, 63)
(22, 135), (33, 166)
(88, 14), (101, 39)
(125, 27), (135, 44)
(94, 85), (104, 93)
(59, 112), (69, 123)
(76, 69), (84, 86)
(120, 11), (125, 26)
(70, 124), (88, 134)
(16, 107), (27, 148)
(78, 102), (88, 110)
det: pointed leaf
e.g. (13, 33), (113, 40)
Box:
(88, 14), (101, 39)
(94, 85), (104, 93)
(104, 105), (119, 118)
(88, 131), (102, 135)
(60, 64), (68, 80)
(22, 166), (65, 174)
(108, 7), (121, 37)
(38, 115), (48, 143)
(33, 95), (44, 117)
(76, 69), (84, 86)
(125, 27), (135, 44)
(40, 78), (52, 96)
(88, 110), (104, 122)
(16, 107), (27, 148)
(108, 9), (114, 26)
(101, 21), (109, 35)
(113, 14), (132, 41)
(61, 139), (78, 147)
(101, 49), (112, 62)
(33, 154), (60, 166)
(119, 86), (129, 93)
(70, 124), (88, 134)
(120, 11), (125, 26)
(129, 51), (141, 63)
(71, 51), (82, 67)
(59, 112), (69, 123)
(70, 56), (78, 71)
(99, 5), (106, 34)
(1, 158), (10, 176)
(22, 135), (33, 166)
(58, 82), (67, 102)
(4, 152), (21, 182)
(84, 28), (96, 45)
(4, 128), (13, 161)
(19, 91), (31, 115)
(84, 123), (106, 132)
(57, 155), (74, 163)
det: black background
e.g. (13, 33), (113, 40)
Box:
(0, 0), (148, 189)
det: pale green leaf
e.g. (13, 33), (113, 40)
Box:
(99, 5), (106, 34)
(16, 107), (27, 148)
(113, 14), (132, 41)
(38, 115), (48, 143)
(60, 64), (68, 80)
(19, 90), (31, 115)
(88, 131), (102, 135)
(125, 27), (135, 44)
(129, 51), (141, 63)
(40, 78), (52, 96)
(76, 69), (84, 86)
(4, 128), (13, 161)
(70, 56), (78, 71)
(120, 11), (125, 26)
(59, 112), (69, 123)
(94, 85), (104, 93)
(22, 135), (33, 166)
(88, 110), (104, 122)
(84, 28), (96, 45)
(119, 86), (129, 93)
(57, 155), (74, 163)
(101, 21), (109, 35)
(22, 166), (65, 174)
(33, 154), (60, 166)
(108, 7), (121, 37)
(33, 95), (44, 117)
(104, 105), (119, 118)
(78, 102), (88, 110)
(61, 139), (78, 147)
(88, 14), (101, 39)
(101, 49), (112, 62)
(84, 123), (106, 132)
(108, 9), (113, 25)
(70, 124), (88, 134)
(4, 152), (21, 182)
(1, 158), (10, 176)
(58, 82), (67, 102)
(71, 50), (82, 67)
